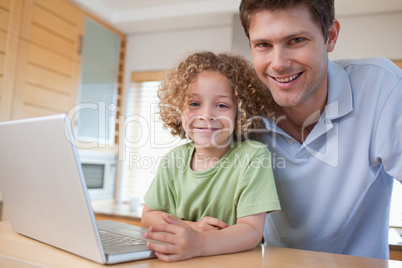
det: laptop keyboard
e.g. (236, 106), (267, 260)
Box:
(99, 230), (147, 249)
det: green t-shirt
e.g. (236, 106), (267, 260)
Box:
(144, 140), (280, 226)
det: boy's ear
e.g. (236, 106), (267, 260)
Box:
(327, 19), (340, 53)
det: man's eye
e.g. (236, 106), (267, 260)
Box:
(257, 42), (270, 48)
(290, 37), (305, 44)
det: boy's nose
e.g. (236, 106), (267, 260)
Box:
(199, 107), (215, 120)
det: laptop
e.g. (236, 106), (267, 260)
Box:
(0, 114), (160, 264)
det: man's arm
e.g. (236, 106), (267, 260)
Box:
(144, 212), (266, 262)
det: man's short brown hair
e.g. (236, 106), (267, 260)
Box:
(239, 0), (335, 42)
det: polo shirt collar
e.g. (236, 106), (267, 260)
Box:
(324, 60), (353, 120)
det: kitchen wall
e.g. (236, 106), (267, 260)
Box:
(331, 12), (402, 60)
(126, 25), (233, 72)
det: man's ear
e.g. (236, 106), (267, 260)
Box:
(327, 19), (340, 52)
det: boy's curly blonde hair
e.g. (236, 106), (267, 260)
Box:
(158, 51), (275, 140)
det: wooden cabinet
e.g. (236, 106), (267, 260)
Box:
(390, 245), (402, 261)
(0, 0), (21, 121)
(0, 0), (83, 121)
(0, 0), (125, 123)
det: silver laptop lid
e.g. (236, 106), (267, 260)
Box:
(0, 114), (106, 263)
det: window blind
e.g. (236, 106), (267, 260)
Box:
(118, 81), (185, 203)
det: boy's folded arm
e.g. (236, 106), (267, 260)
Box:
(141, 205), (167, 227)
(183, 216), (229, 231)
(145, 212), (266, 262)
(142, 205), (229, 231)
(198, 212), (266, 256)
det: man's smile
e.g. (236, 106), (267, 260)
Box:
(270, 72), (302, 83)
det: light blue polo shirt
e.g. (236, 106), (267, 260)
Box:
(256, 58), (402, 259)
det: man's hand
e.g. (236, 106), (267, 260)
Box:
(186, 216), (229, 232)
(144, 213), (206, 262)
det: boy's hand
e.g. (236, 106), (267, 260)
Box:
(187, 216), (229, 231)
(144, 213), (205, 262)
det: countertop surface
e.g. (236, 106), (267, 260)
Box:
(1, 220), (401, 268)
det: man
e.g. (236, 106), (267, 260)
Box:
(239, 0), (402, 259)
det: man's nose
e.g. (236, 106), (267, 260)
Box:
(270, 47), (291, 72)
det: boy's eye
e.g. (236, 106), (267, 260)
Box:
(189, 102), (200, 107)
(217, 104), (228, 108)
